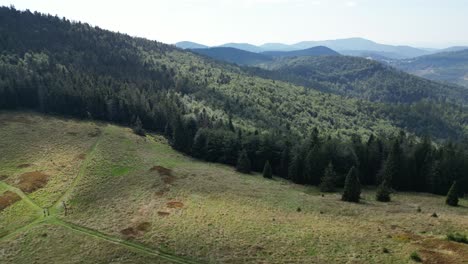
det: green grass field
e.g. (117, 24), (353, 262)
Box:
(0, 112), (467, 263)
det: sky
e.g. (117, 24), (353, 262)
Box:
(2, 0), (468, 48)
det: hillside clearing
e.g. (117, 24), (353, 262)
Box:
(0, 112), (467, 263)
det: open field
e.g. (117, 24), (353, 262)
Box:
(0, 112), (467, 263)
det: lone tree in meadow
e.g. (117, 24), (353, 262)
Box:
(133, 116), (145, 136)
(319, 162), (336, 192)
(236, 150), (251, 174)
(376, 158), (394, 202)
(263, 160), (272, 179)
(446, 181), (459, 206)
(342, 166), (361, 203)
(376, 180), (392, 202)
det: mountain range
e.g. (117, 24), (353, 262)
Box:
(176, 38), (468, 60)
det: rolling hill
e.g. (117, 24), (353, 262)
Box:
(190, 47), (273, 65)
(391, 49), (468, 87)
(1, 112), (466, 263)
(175, 38), (437, 59)
(249, 55), (468, 105)
(0, 6), (468, 264)
(262, 46), (340, 57)
(175, 41), (209, 49)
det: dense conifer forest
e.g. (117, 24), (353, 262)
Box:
(0, 6), (467, 196)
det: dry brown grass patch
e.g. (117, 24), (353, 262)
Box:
(17, 163), (31, 169)
(149, 165), (172, 176)
(121, 222), (152, 238)
(167, 201), (184, 208)
(17, 171), (49, 193)
(0, 191), (21, 211)
(418, 238), (468, 264)
(0, 175), (8, 181)
(88, 129), (101, 137)
(136, 222), (151, 232)
(0, 115), (35, 125)
(77, 153), (86, 160)
(157, 211), (170, 217)
(120, 227), (138, 238)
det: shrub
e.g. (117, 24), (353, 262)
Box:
(447, 233), (468, 244)
(376, 180), (391, 202)
(410, 251), (422, 262)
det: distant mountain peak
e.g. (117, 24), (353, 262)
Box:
(175, 41), (208, 49)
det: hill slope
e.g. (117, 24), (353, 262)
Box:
(191, 47), (273, 65)
(1, 112), (467, 263)
(392, 49), (468, 87)
(262, 46), (340, 57)
(251, 55), (468, 104)
(175, 41), (208, 49)
(0, 6), (466, 141)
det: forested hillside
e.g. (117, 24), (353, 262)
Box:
(392, 49), (468, 88)
(249, 56), (468, 104)
(0, 7), (467, 195)
(191, 47), (273, 65)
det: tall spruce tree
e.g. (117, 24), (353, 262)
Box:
(446, 181), (459, 206)
(236, 149), (251, 174)
(263, 160), (273, 179)
(319, 162), (336, 192)
(133, 116), (145, 136)
(342, 166), (361, 202)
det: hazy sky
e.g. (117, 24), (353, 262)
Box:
(2, 0), (468, 48)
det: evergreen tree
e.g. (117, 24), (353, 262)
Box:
(319, 162), (336, 192)
(236, 149), (251, 174)
(263, 160), (272, 179)
(133, 116), (145, 136)
(446, 181), (459, 206)
(384, 140), (402, 187)
(376, 180), (391, 202)
(428, 160), (443, 194)
(342, 166), (361, 203)
(279, 145), (290, 178)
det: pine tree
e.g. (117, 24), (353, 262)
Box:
(263, 160), (272, 179)
(446, 181), (459, 206)
(342, 166), (361, 203)
(236, 149), (251, 174)
(376, 151), (396, 202)
(279, 145), (290, 178)
(376, 180), (391, 202)
(319, 162), (336, 192)
(133, 116), (145, 136)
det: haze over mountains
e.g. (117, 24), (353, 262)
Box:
(176, 38), (468, 59)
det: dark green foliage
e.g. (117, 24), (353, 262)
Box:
(192, 47), (273, 65)
(376, 180), (392, 202)
(263, 161), (272, 179)
(342, 167), (361, 202)
(446, 181), (459, 206)
(133, 116), (145, 136)
(236, 150), (251, 174)
(410, 252), (422, 262)
(319, 162), (336, 192)
(248, 55), (468, 105)
(447, 233), (468, 244)
(393, 49), (468, 88)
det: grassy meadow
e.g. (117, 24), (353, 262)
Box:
(0, 112), (467, 263)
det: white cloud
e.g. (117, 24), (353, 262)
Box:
(345, 1), (357, 7)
